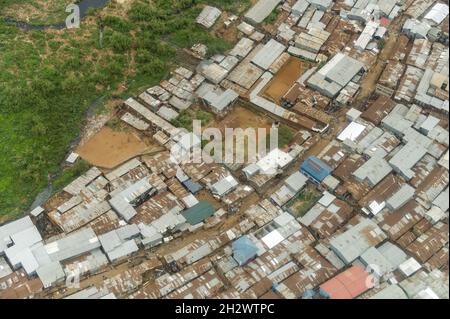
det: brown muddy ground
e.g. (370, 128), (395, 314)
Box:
(262, 57), (312, 104)
(76, 126), (156, 169)
(208, 105), (274, 133)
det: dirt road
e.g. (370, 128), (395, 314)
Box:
(355, 14), (408, 103)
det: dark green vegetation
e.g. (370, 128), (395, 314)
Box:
(0, 0), (251, 220)
(277, 126), (294, 148)
(264, 9), (279, 24)
(377, 38), (386, 50)
(51, 159), (90, 192)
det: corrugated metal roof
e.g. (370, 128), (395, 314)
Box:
(181, 201), (215, 225)
(232, 235), (258, 266)
(320, 266), (372, 299)
(330, 218), (386, 264)
(300, 156), (332, 182)
(251, 39), (286, 70)
(245, 0), (282, 24)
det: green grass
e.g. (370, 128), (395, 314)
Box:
(267, 126), (295, 149)
(287, 188), (321, 218)
(264, 9), (279, 24)
(171, 109), (214, 131)
(0, 0), (249, 220)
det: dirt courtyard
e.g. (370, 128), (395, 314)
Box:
(76, 126), (158, 169)
(262, 57), (314, 104)
(206, 104), (275, 135)
(204, 104), (292, 162)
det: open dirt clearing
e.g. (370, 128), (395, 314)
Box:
(76, 126), (157, 169)
(262, 57), (313, 103)
(207, 105), (275, 136)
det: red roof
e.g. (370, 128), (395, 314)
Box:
(379, 17), (390, 27)
(320, 266), (373, 299)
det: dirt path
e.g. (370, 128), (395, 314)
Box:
(355, 14), (408, 103)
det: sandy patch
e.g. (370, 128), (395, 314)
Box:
(76, 126), (155, 169)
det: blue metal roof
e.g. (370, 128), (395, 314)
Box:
(182, 179), (203, 194)
(300, 156), (332, 182)
(232, 235), (258, 266)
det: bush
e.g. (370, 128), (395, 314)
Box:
(171, 110), (194, 131)
(108, 31), (132, 53)
(196, 110), (213, 125)
(377, 38), (386, 50)
(102, 16), (133, 33)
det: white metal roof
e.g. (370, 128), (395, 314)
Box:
(399, 257), (422, 277)
(337, 121), (367, 142)
(257, 148), (293, 174)
(261, 229), (285, 249)
(424, 3), (449, 24)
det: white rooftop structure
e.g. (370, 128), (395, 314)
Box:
(329, 218), (387, 264)
(245, 0), (282, 25)
(177, 132), (201, 151)
(337, 121), (367, 142)
(196, 6), (222, 29)
(256, 148), (294, 175)
(0, 257), (12, 279)
(370, 284), (408, 299)
(398, 257), (422, 277)
(353, 156), (392, 187)
(44, 227), (100, 263)
(251, 39), (286, 70)
(211, 175), (239, 197)
(386, 184), (415, 210)
(66, 152), (79, 164)
(424, 3), (449, 25)
(355, 20), (379, 51)
(389, 141), (428, 180)
(151, 207), (187, 234)
(261, 229), (284, 249)
(109, 177), (154, 221)
(284, 171), (308, 193)
(29, 206), (45, 218)
(229, 37), (255, 59)
(36, 262), (65, 289)
(0, 216), (35, 254)
(307, 53), (365, 98)
(197, 83), (239, 114)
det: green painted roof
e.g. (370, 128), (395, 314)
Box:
(181, 201), (215, 225)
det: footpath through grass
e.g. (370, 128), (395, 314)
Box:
(0, 0), (251, 220)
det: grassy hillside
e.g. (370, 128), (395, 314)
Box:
(0, 0), (74, 25)
(0, 0), (250, 221)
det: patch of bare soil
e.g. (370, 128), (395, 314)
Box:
(262, 57), (312, 103)
(208, 105), (274, 134)
(76, 126), (156, 169)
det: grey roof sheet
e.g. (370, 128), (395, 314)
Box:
(44, 228), (100, 262)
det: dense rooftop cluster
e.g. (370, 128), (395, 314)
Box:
(0, 0), (448, 299)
